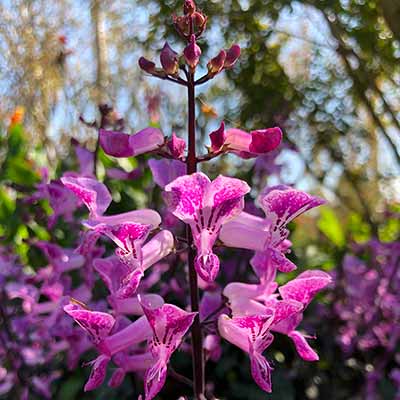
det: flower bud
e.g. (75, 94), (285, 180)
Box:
(224, 44), (241, 68)
(138, 57), (156, 74)
(208, 50), (226, 75)
(193, 11), (207, 35)
(167, 133), (186, 159)
(184, 35), (201, 70)
(173, 15), (190, 38)
(160, 42), (179, 75)
(183, 0), (196, 15)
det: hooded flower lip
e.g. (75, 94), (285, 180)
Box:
(164, 172), (250, 282)
(93, 230), (174, 300)
(99, 127), (164, 158)
(218, 313), (275, 392)
(220, 185), (325, 276)
(139, 301), (197, 400)
(63, 301), (115, 346)
(208, 124), (282, 158)
(61, 176), (161, 228)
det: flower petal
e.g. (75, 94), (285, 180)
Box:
(129, 127), (164, 156)
(143, 358), (168, 400)
(209, 121), (226, 152)
(64, 302), (115, 345)
(84, 354), (111, 391)
(61, 176), (112, 217)
(248, 127), (282, 154)
(99, 129), (134, 157)
(249, 342), (273, 393)
(148, 159), (186, 189)
(279, 270), (332, 306)
(164, 172), (210, 221)
(288, 330), (319, 361)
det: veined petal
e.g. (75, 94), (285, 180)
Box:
(84, 354), (111, 391)
(288, 330), (319, 361)
(61, 176), (112, 217)
(203, 175), (250, 222)
(129, 127), (164, 156)
(149, 159), (186, 189)
(279, 270), (332, 306)
(143, 358), (168, 400)
(64, 302), (115, 345)
(218, 313), (274, 353)
(164, 172), (210, 222)
(141, 303), (196, 354)
(194, 251), (220, 283)
(99, 129), (134, 157)
(249, 341), (273, 393)
(94, 222), (151, 268)
(257, 185), (325, 245)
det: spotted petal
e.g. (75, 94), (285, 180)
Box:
(64, 302), (115, 345)
(288, 331), (319, 361)
(279, 270), (332, 306)
(61, 176), (112, 217)
(164, 172), (209, 221)
(257, 185), (325, 245)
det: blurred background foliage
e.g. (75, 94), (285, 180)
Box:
(0, 0), (399, 399)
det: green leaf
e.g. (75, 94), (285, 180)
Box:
(317, 207), (346, 248)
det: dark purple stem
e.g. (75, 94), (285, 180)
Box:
(187, 69), (205, 398)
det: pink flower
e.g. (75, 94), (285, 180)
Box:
(224, 44), (241, 68)
(99, 127), (164, 158)
(140, 301), (197, 400)
(164, 173), (250, 282)
(209, 124), (283, 158)
(218, 313), (275, 392)
(220, 185), (325, 278)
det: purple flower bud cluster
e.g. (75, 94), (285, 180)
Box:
(333, 238), (400, 398)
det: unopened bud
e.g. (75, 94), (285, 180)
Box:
(208, 50), (226, 75)
(173, 15), (190, 38)
(193, 11), (207, 35)
(184, 0), (196, 15)
(184, 34), (201, 70)
(138, 57), (156, 74)
(224, 44), (241, 68)
(160, 42), (179, 75)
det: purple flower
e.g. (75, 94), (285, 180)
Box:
(140, 301), (196, 400)
(220, 185), (325, 277)
(99, 127), (164, 158)
(209, 124), (282, 158)
(164, 173), (250, 282)
(160, 42), (179, 75)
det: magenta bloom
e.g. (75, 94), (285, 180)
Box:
(167, 132), (186, 159)
(220, 185), (325, 277)
(99, 127), (164, 158)
(209, 123), (282, 158)
(164, 173), (250, 282)
(218, 313), (275, 392)
(140, 301), (197, 400)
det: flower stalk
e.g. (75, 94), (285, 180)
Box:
(186, 65), (205, 398)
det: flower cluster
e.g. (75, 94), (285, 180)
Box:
(0, 1), (332, 399)
(333, 239), (400, 399)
